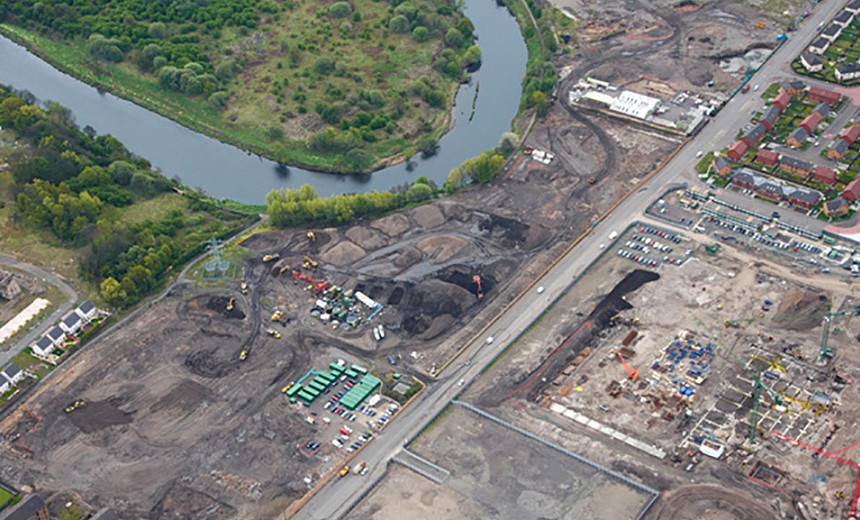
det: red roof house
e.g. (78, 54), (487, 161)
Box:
(813, 166), (837, 185)
(842, 124), (860, 145)
(808, 86), (841, 105)
(727, 140), (749, 161)
(756, 148), (779, 166)
(800, 112), (824, 132)
(843, 178), (860, 202)
(773, 91), (791, 111)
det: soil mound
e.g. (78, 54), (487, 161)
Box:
(321, 241), (367, 267)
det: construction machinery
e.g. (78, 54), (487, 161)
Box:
(239, 350), (248, 361)
(271, 310), (284, 322)
(292, 271), (330, 294)
(64, 399), (87, 413)
(281, 383), (293, 393)
(267, 328), (281, 339)
(279, 264), (291, 275)
(262, 253), (280, 263)
(226, 297), (235, 311)
(307, 231), (316, 241)
(240, 282), (248, 295)
(755, 20), (766, 28)
(302, 256), (318, 269)
(588, 178), (596, 184)
(473, 275), (484, 300)
(616, 351), (639, 380)
(339, 466), (350, 477)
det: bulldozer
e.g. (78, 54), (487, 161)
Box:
(226, 297), (235, 311)
(279, 264), (291, 275)
(262, 253), (280, 263)
(271, 310), (284, 322)
(64, 399), (87, 413)
(303, 256), (318, 269)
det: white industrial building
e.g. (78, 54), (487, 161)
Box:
(609, 91), (661, 120)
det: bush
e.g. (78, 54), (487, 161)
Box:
(499, 132), (518, 156)
(267, 125), (284, 141)
(445, 27), (465, 48)
(209, 91), (229, 108)
(148, 22), (169, 39)
(412, 26), (430, 42)
(345, 148), (373, 170)
(313, 56), (336, 75)
(394, 3), (418, 20)
(328, 1), (353, 18)
(389, 15), (410, 33)
(215, 60), (237, 81)
(86, 34), (123, 63)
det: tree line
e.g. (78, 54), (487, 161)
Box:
(0, 87), (252, 308)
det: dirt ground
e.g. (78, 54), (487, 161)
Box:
(347, 406), (652, 520)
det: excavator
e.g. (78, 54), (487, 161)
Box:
(240, 282), (248, 295)
(302, 256), (318, 270)
(262, 253), (280, 263)
(226, 297), (235, 311)
(473, 275), (484, 300)
(306, 231), (316, 242)
(616, 351), (639, 380)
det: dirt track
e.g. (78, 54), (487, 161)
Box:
(645, 484), (780, 520)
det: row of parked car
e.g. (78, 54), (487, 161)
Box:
(629, 234), (674, 253)
(638, 225), (682, 243)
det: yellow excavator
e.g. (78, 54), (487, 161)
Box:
(239, 350), (248, 361)
(226, 297), (235, 311)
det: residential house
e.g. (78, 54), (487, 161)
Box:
(822, 23), (843, 41)
(742, 123), (767, 145)
(759, 105), (781, 129)
(31, 336), (54, 358)
(773, 91), (792, 111)
(848, 0), (860, 15)
(843, 178), (860, 202)
(0, 376), (9, 395)
(713, 156), (732, 176)
(732, 169), (756, 190)
(808, 86), (841, 105)
(800, 111), (823, 132)
(842, 124), (860, 145)
(1, 364), (23, 386)
(59, 311), (82, 336)
(829, 138), (850, 160)
(787, 127), (810, 148)
(813, 166), (837, 185)
(780, 155), (813, 177)
(780, 80), (806, 95)
(835, 63), (860, 83)
(756, 179), (783, 201)
(809, 36), (830, 54)
(75, 300), (97, 322)
(756, 148), (780, 166)
(813, 102), (830, 118)
(90, 508), (120, 520)
(45, 326), (64, 347)
(834, 10), (855, 26)
(783, 186), (820, 208)
(727, 140), (749, 161)
(824, 197), (850, 217)
(0, 494), (49, 520)
(801, 52), (823, 72)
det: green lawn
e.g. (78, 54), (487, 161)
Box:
(0, 488), (14, 510)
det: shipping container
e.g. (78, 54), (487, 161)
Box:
(622, 330), (638, 346)
(286, 385), (303, 397)
(351, 364), (368, 374)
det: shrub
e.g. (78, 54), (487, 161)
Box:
(148, 22), (168, 39)
(412, 26), (430, 42)
(389, 15), (410, 33)
(328, 2), (353, 19)
(313, 56), (336, 75)
(445, 27), (465, 48)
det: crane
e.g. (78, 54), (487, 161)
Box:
(616, 351), (639, 380)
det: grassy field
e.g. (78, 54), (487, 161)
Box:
(0, 488), (14, 510)
(0, 0), (474, 172)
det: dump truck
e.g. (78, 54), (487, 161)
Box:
(271, 310), (284, 321)
(240, 282), (248, 295)
(267, 329), (281, 339)
(262, 253), (279, 263)
(239, 350), (248, 361)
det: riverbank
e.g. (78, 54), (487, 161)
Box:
(0, 19), (461, 175)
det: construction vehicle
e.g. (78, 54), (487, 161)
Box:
(281, 383), (292, 393)
(64, 399), (87, 413)
(267, 328), (281, 339)
(616, 351), (639, 380)
(303, 256), (318, 269)
(307, 231), (316, 241)
(239, 350), (248, 361)
(473, 275), (484, 300)
(240, 282), (248, 295)
(339, 466), (350, 477)
(226, 297), (235, 311)
(755, 20), (766, 28)
(598, 403), (610, 412)
(588, 178), (596, 184)
(279, 264), (291, 275)
(262, 253), (279, 263)
(271, 310), (284, 321)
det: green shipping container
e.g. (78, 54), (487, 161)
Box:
(351, 364), (368, 374)
(286, 385), (303, 397)
(298, 391), (315, 402)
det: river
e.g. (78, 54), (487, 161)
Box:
(0, 0), (527, 204)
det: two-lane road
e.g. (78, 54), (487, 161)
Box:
(294, 2), (848, 518)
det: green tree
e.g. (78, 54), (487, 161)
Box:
(267, 125), (285, 141)
(499, 132), (518, 156)
(406, 183), (433, 202)
(328, 2), (353, 18)
(100, 277), (127, 307)
(445, 27), (465, 48)
(313, 57), (336, 75)
(412, 26), (430, 42)
(148, 22), (168, 39)
(532, 91), (547, 118)
(389, 15), (410, 33)
(345, 148), (373, 170)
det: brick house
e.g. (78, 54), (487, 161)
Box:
(727, 140), (749, 161)
(813, 166), (837, 185)
(824, 197), (850, 217)
(813, 102), (830, 118)
(759, 105), (781, 129)
(742, 123), (767, 146)
(808, 86), (841, 105)
(829, 138), (849, 160)
(783, 186), (820, 208)
(780, 80), (806, 95)
(713, 156), (732, 176)
(773, 91), (792, 111)
(842, 124), (860, 145)
(756, 179), (783, 201)
(779, 156), (813, 177)
(732, 169), (756, 190)
(800, 112), (823, 132)
(843, 178), (860, 202)
(756, 148), (780, 166)
(787, 127), (810, 148)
